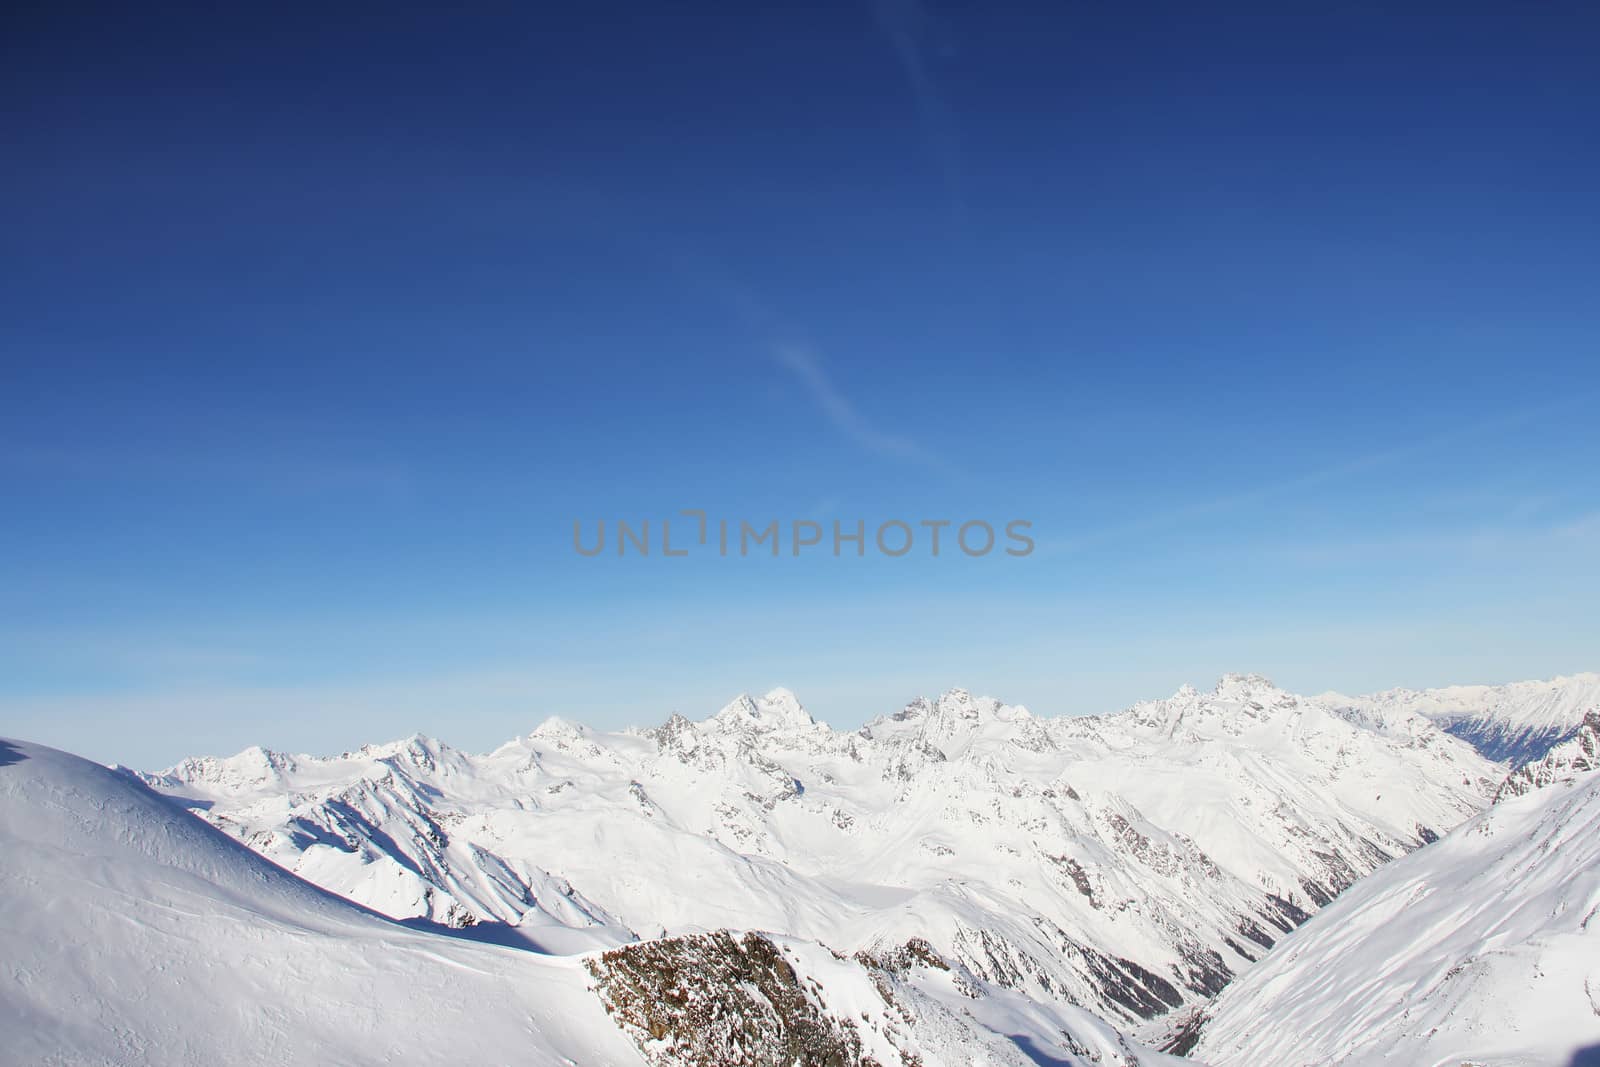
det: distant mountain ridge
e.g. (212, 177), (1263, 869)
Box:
(143, 672), (1504, 1028)
(1323, 672), (1600, 764)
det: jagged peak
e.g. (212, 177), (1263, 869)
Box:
(868, 689), (1033, 753)
(713, 693), (760, 720)
(763, 685), (800, 702)
(890, 695), (934, 722)
(759, 686), (811, 722)
(895, 688), (1007, 719)
(1213, 672), (1281, 696)
(530, 715), (591, 740)
(646, 712), (699, 754)
(708, 688), (819, 733)
(359, 732), (446, 759)
(1113, 674), (1305, 733)
(162, 743), (297, 782)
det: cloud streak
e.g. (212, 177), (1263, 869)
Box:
(872, 0), (964, 221)
(772, 344), (937, 464)
(668, 251), (952, 475)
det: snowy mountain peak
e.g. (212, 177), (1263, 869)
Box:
(359, 732), (451, 766)
(758, 685), (811, 722)
(937, 687), (1009, 717)
(1212, 672), (1281, 698)
(159, 744), (298, 790)
(884, 688), (1012, 727)
(925, 688), (988, 721)
(711, 692), (760, 721)
(1118, 674), (1304, 735)
(530, 715), (591, 740)
(709, 688), (819, 733)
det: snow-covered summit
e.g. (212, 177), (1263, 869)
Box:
(709, 687), (822, 734)
(1213, 671), (1279, 697)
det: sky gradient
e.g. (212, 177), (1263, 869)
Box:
(4, 4), (1599, 768)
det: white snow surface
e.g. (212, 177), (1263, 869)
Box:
(1191, 767), (1600, 1067)
(144, 675), (1499, 1026)
(0, 737), (644, 1066)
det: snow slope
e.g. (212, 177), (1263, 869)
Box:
(144, 674), (1498, 1027)
(135, 733), (635, 951)
(0, 736), (1181, 1067)
(0, 737), (643, 1066)
(1190, 767), (1600, 1067)
(1325, 672), (1600, 764)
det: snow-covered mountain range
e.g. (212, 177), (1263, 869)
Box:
(140, 674), (1498, 1029)
(0, 736), (1186, 1067)
(12, 670), (1595, 1065)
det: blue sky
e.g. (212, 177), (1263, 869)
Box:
(3, 4), (1598, 767)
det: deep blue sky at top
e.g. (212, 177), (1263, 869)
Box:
(3, 3), (1598, 767)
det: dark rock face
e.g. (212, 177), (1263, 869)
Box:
(854, 936), (948, 975)
(1076, 947), (1183, 1019)
(1494, 712), (1600, 802)
(1234, 917), (1278, 951)
(1174, 941), (1233, 998)
(1260, 893), (1311, 931)
(587, 931), (874, 1067)
(1157, 1006), (1209, 1057)
(1021, 922), (1184, 1021)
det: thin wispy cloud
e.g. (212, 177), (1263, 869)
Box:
(668, 251), (954, 475)
(773, 344), (937, 465)
(872, 0), (964, 222)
